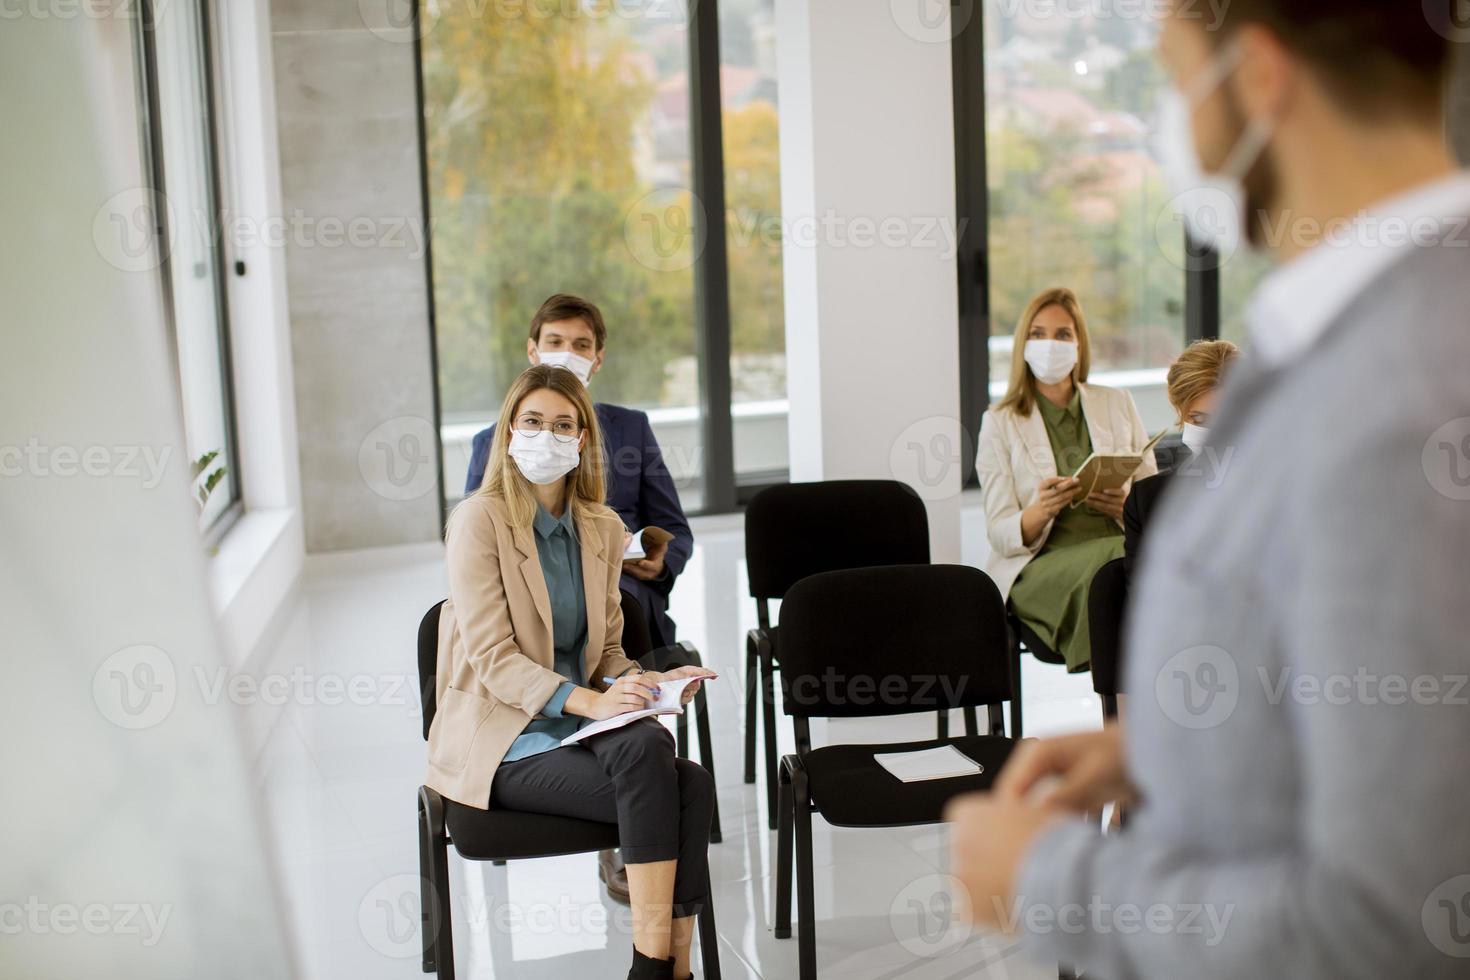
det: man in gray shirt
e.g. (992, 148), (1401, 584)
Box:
(948, 4), (1470, 977)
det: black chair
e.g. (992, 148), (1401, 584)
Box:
(619, 587), (656, 662)
(620, 589), (722, 843)
(1005, 609), (1067, 740)
(1087, 558), (1128, 720)
(769, 564), (1020, 978)
(743, 480), (938, 830)
(416, 602), (722, 979)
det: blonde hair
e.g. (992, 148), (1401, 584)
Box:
(1166, 340), (1238, 424)
(477, 364), (607, 528)
(995, 287), (1091, 418)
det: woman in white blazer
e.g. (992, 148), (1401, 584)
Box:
(977, 287), (1157, 671)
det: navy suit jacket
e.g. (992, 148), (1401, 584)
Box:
(464, 402), (694, 646)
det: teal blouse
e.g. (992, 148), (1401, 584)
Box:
(502, 505), (589, 762)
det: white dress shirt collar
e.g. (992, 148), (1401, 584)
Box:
(1247, 171), (1470, 367)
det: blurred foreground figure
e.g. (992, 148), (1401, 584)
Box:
(949, 4), (1470, 977)
(2, 10), (294, 978)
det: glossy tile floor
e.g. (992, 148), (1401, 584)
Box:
(245, 497), (1102, 978)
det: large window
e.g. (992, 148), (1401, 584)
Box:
(138, 0), (240, 533)
(1219, 247), (1273, 346)
(719, 0), (786, 482)
(976, 0), (1184, 432)
(419, 0), (784, 513)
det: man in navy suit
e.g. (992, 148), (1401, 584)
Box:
(463, 294), (694, 652)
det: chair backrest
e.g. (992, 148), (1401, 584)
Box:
(1087, 558), (1128, 698)
(776, 564), (1011, 718)
(744, 480), (930, 601)
(618, 588), (654, 661)
(418, 600), (445, 740)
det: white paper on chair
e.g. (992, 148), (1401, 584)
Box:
(559, 676), (703, 746)
(873, 745), (984, 783)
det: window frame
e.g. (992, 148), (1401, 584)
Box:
(412, 0), (764, 521)
(950, 0), (1220, 484)
(135, 0), (245, 543)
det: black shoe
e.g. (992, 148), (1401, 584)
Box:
(628, 947), (675, 980)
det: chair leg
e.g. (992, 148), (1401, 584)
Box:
(761, 651), (779, 830)
(417, 794), (436, 975)
(698, 892), (722, 980)
(793, 767), (817, 979)
(936, 710), (949, 740)
(433, 848), (455, 979)
(1009, 632), (1025, 740)
(963, 706), (978, 736)
(419, 789), (455, 980)
(676, 709), (690, 759)
(743, 637), (757, 784)
(774, 761), (794, 939)
(694, 685), (722, 844)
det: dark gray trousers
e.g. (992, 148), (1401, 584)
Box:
(490, 717), (714, 915)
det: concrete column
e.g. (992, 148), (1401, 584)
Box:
(775, 0), (965, 561)
(269, 1), (441, 552)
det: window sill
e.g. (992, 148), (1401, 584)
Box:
(209, 506), (303, 666)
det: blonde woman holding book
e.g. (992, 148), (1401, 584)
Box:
(426, 364), (716, 980)
(977, 287), (1157, 671)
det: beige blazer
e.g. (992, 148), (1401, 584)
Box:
(426, 492), (639, 810)
(976, 382), (1157, 600)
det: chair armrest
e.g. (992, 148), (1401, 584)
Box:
(418, 784), (447, 838)
(779, 752), (807, 781)
(638, 639), (702, 672)
(746, 626), (775, 665)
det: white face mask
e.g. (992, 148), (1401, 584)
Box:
(1023, 339), (1079, 385)
(1157, 38), (1274, 260)
(1181, 422), (1209, 456)
(536, 350), (595, 385)
(508, 430), (581, 485)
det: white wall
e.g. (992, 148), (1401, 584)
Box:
(777, 0), (965, 561)
(269, 1), (442, 553)
(1, 10), (295, 975)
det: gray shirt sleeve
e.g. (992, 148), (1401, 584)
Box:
(1014, 394), (1470, 978)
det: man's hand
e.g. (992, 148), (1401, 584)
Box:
(1084, 486), (1127, 522)
(945, 794), (1064, 929)
(624, 537), (668, 581)
(993, 723), (1136, 813)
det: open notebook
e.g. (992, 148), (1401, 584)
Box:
(623, 526), (674, 562)
(560, 676), (707, 746)
(1068, 428), (1168, 506)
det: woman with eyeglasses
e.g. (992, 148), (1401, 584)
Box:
(426, 364), (717, 980)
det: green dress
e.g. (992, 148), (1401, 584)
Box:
(1008, 391), (1124, 672)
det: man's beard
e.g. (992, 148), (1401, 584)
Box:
(1222, 86), (1279, 249)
